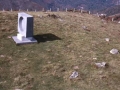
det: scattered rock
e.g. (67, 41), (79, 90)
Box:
(14, 76), (20, 83)
(7, 36), (11, 38)
(38, 15), (43, 18)
(24, 58), (28, 61)
(93, 58), (97, 60)
(8, 56), (12, 59)
(0, 81), (6, 84)
(82, 26), (90, 31)
(105, 38), (110, 42)
(47, 61), (51, 64)
(58, 18), (63, 22)
(82, 26), (87, 30)
(70, 71), (78, 79)
(0, 55), (5, 57)
(73, 66), (79, 70)
(110, 49), (119, 54)
(95, 62), (107, 68)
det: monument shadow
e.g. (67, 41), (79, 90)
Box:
(34, 33), (61, 43)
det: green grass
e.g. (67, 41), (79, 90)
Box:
(0, 11), (120, 90)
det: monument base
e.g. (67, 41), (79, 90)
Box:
(12, 36), (37, 45)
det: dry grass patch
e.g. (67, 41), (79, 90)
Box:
(0, 11), (120, 90)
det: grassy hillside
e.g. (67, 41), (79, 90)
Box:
(0, 11), (120, 90)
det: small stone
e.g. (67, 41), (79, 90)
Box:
(24, 58), (27, 61)
(38, 15), (43, 18)
(8, 56), (12, 59)
(95, 62), (107, 68)
(70, 71), (78, 79)
(105, 38), (109, 42)
(73, 66), (79, 70)
(7, 36), (11, 38)
(79, 55), (82, 57)
(15, 89), (23, 90)
(47, 61), (51, 64)
(110, 49), (119, 54)
(58, 18), (63, 22)
(0, 55), (5, 57)
(93, 58), (97, 60)
(82, 26), (87, 30)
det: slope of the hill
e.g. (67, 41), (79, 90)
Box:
(0, 0), (118, 12)
(0, 11), (120, 90)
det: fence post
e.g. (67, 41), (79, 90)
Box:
(66, 8), (67, 12)
(57, 8), (59, 12)
(112, 18), (114, 22)
(89, 11), (91, 14)
(81, 10), (83, 13)
(11, 8), (12, 12)
(73, 8), (75, 12)
(50, 8), (51, 12)
(42, 8), (44, 12)
(2, 8), (5, 12)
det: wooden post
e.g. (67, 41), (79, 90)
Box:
(81, 10), (83, 13)
(57, 8), (59, 12)
(42, 8), (44, 12)
(89, 11), (91, 14)
(50, 8), (51, 12)
(11, 8), (12, 12)
(112, 18), (114, 22)
(2, 8), (5, 12)
(66, 8), (67, 12)
(97, 13), (99, 17)
(73, 8), (75, 12)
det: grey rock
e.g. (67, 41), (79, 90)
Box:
(95, 62), (107, 68)
(110, 49), (119, 54)
(70, 71), (78, 79)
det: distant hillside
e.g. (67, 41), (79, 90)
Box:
(0, 0), (42, 10)
(0, 0), (118, 12)
(100, 5), (120, 16)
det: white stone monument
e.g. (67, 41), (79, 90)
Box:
(12, 12), (37, 44)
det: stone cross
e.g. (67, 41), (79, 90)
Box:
(12, 12), (37, 44)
